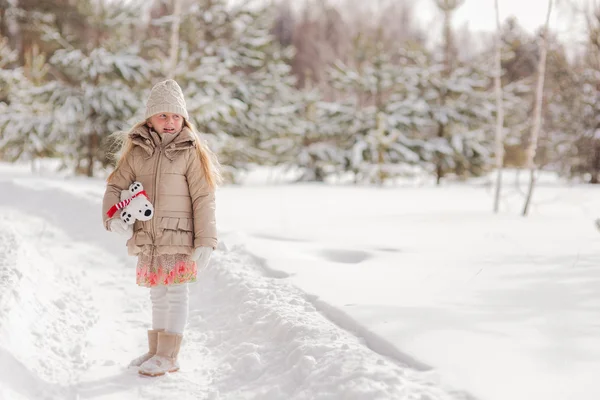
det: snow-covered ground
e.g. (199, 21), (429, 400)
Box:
(0, 162), (469, 400)
(1, 161), (599, 400)
(217, 169), (600, 400)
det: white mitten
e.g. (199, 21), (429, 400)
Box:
(191, 246), (213, 269)
(109, 218), (133, 239)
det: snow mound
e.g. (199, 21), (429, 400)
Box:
(0, 212), (97, 399)
(189, 240), (471, 399)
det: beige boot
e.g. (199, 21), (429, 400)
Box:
(128, 329), (163, 367)
(139, 332), (183, 376)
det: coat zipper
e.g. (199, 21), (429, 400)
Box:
(151, 146), (163, 244)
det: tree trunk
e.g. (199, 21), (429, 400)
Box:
(433, 0), (464, 185)
(87, 133), (98, 178)
(314, 161), (325, 182)
(522, 0), (553, 216)
(376, 112), (386, 185)
(443, 6), (453, 73)
(493, 0), (505, 213)
(0, 6), (7, 39)
(436, 122), (445, 185)
(591, 145), (600, 184)
(167, 0), (182, 77)
(374, 39), (386, 185)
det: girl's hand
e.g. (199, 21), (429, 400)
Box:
(109, 218), (133, 239)
(192, 246), (213, 269)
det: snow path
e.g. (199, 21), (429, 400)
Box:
(0, 177), (468, 399)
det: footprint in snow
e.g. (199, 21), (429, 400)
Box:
(317, 249), (371, 264)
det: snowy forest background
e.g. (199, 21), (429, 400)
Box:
(0, 0), (598, 186)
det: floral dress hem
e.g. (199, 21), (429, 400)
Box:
(136, 247), (197, 287)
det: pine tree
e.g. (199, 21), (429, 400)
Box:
(496, 17), (539, 169)
(40, 0), (155, 176)
(0, 35), (23, 160)
(0, 32), (58, 167)
(572, 67), (600, 182)
(327, 4), (497, 185)
(327, 44), (429, 184)
(417, 58), (496, 180)
(0, 0), (155, 175)
(286, 88), (355, 182)
(432, 0), (465, 184)
(0, 35), (18, 104)
(560, 10), (600, 184)
(153, 0), (303, 182)
(530, 37), (579, 176)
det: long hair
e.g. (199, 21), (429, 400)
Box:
(106, 121), (144, 183)
(106, 120), (222, 190)
(184, 119), (222, 189)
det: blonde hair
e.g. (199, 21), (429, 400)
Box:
(106, 119), (222, 189)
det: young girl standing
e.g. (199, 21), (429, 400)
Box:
(102, 79), (220, 376)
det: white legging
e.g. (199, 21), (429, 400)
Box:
(150, 284), (189, 334)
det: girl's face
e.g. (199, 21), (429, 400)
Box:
(147, 112), (184, 134)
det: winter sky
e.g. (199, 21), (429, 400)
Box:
(415, 0), (589, 45)
(240, 0), (588, 46)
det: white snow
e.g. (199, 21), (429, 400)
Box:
(214, 170), (600, 400)
(0, 162), (473, 399)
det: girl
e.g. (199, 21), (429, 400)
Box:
(102, 79), (221, 377)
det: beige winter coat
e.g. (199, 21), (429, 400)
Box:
(102, 124), (217, 255)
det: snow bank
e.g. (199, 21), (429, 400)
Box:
(0, 211), (97, 399)
(190, 239), (471, 399)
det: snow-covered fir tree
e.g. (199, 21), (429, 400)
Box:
(529, 38), (580, 175)
(264, 80), (355, 183)
(0, 35), (18, 105)
(327, 45), (429, 184)
(566, 7), (600, 183)
(406, 52), (497, 182)
(0, 35), (22, 160)
(495, 17), (538, 168)
(6, 0), (155, 176)
(52, 0), (157, 176)
(147, 0), (303, 182)
(0, 31), (59, 168)
(294, 93), (359, 182)
(561, 66), (600, 182)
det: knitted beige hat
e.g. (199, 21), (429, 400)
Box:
(144, 79), (189, 120)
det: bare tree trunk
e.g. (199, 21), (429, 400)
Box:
(522, 0), (553, 216)
(374, 33), (386, 185)
(0, 5), (7, 39)
(442, 5), (453, 73)
(493, 0), (505, 213)
(433, 0), (464, 185)
(87, 133), (98, 178)
(436, 122), (445, 185)
(167, 0), (182, 78)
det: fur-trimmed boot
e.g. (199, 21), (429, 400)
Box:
(138, 331), (183, 376)
(129, 329), (164, 367)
